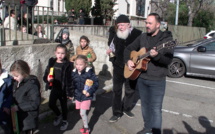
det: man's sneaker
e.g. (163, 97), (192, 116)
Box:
(137, 128), (152, 134)
(60, 121), (68, 131)
(109, 115), (121, 123)
(33, 129), (39, 134)
(82, 128), (90, 134)
(123, 111), (135, 118)
(53, 115), (62, 126)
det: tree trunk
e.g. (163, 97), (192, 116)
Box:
(187, 3), (193, 26)
(188, 12), (195, 26)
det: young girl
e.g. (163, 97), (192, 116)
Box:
(10, 60), (41, 134)
(0, 59), (13, 134)
(55, 28), (75, 59)
(70, 35), (96, 67)
(43, 44), (73, 131)
(72, 55), (98, 134)
(34, 24), (46, 38)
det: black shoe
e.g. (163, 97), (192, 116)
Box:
(123, 111), (134, 118)
(109, 115), (121, 123)
(137, 128), (152, 134)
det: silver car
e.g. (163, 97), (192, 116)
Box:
(168, 38), (215, 79)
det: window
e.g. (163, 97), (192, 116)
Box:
(136, 0), (145, 16)
(58, 0), (61, 12)
(127, 3), (130, 14)
(204, 42), (215, 51)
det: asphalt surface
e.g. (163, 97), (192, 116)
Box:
(37, 76), (215, 134)
(1, 76), (215, 134)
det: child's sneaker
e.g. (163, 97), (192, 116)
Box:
(80, 127), (85, 133)
(82, 128), (90, 134)
(60, 120), (68, 131)
(53, 115), (62, 126)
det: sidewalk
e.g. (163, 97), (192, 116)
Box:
(38, 90), (143, 134)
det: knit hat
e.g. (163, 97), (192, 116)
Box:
(116, 15), (130, 24)
(62, 28), (70, 36)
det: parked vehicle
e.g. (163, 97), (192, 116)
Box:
(204, 30), (215, 39)
(168, 38), (215, 79)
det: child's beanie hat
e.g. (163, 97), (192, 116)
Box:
(62, 28), (70, 36)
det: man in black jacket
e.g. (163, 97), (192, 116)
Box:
(124, 13), (174, 134)
(106, 15), (142, 122)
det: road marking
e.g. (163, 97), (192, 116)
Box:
(134, 103), (214, 123)
(101, 84), (214, 123)
(166, 80), (215, 90)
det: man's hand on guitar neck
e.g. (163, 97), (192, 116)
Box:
(127, 60), (135, 71)
(150, 47), (158, 57)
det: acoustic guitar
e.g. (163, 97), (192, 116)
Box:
(124, 40), (177, 80)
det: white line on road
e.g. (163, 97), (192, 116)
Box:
(166, 80), (215, 90)
(134, 103), (214, 123)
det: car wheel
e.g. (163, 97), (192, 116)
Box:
(168, 58), (186, 78)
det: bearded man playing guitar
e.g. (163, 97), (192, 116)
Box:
(124, 13), (175, 134)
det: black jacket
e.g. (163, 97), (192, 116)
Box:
(13, 75), (41, 131)
(124, 30), (174, 80)
(18, 17), (32, 34)
(72, 67), (98, 101)
(111, 28), (142, 68)
(43, 57), (74, 97)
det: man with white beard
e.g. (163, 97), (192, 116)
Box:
(106, 15), (142, 122)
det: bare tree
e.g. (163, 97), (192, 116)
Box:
(150, 0), (170, 21)
(185, 0), (215, 26)
(185, 0), (203, 26)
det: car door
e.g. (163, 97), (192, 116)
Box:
(189, 41), (215, 76)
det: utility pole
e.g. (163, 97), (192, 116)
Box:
(175, 0), (179, 25)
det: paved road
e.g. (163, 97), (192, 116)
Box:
(2, 76), (214, 134)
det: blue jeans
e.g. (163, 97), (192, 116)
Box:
(137, 77), (166, 132)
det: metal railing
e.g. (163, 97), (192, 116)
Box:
(0, 2), (66, 46)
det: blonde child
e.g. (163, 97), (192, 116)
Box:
(0, 59), (13, 134)
(10, 60), (41, 134)
(70, 35), (96, 67)
(43, 44), (73, 131)
(72, 55), (98, 134)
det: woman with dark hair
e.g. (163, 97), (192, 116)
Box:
(18, 12), (33, 34)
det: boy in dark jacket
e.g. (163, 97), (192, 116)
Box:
(0, 59), (13, 134)
(43, 44), (73, 131)
(55, 28), (75, 59)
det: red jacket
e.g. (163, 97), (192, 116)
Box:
(20, 0), (25, 4)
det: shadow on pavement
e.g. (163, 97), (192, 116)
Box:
(98, 64), (112, 89)
(88, 92), (113, 133)
(163, 128), (186, 134)
(182, 116), (215, 134)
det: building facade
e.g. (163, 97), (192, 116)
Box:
(36, 0), (66, 16)
(113, 0), (151, 19)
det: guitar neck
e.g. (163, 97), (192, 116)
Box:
(138, 42), (172, 60)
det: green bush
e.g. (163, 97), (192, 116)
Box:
(34, 15), (68, 24)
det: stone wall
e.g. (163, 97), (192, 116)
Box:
(0, 30), (112, 98)
(55, 25), (206, 44)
